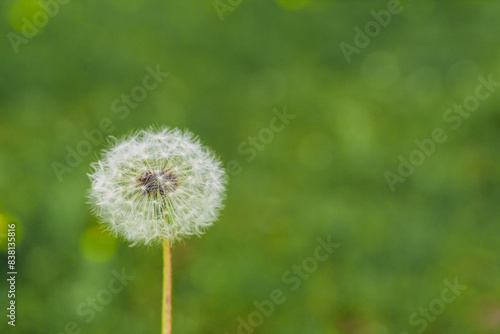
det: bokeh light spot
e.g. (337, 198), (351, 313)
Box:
(80, 225), (118, 262)
(8, 0), (47, 34)
(0, 213), (23, 251)
(328, 99), (373, 154)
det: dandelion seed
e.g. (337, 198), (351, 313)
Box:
(88, 127), (227, 246)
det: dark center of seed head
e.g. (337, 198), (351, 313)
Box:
(137, 170), (178, 198)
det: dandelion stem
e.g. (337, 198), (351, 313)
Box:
(162, 239), (172, 334)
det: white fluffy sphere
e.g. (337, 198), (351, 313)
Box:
(88, 127), (227, 245)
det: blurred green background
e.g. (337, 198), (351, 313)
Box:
(1, 0), (500, 333)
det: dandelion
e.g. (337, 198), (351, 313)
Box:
(88, 126), (227, 334)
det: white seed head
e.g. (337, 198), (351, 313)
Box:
(88, 127), (227, 246)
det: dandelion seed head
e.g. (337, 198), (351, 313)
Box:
(88, 127), (227, 245)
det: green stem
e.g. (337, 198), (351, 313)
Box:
(162, 239), (172, 334)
